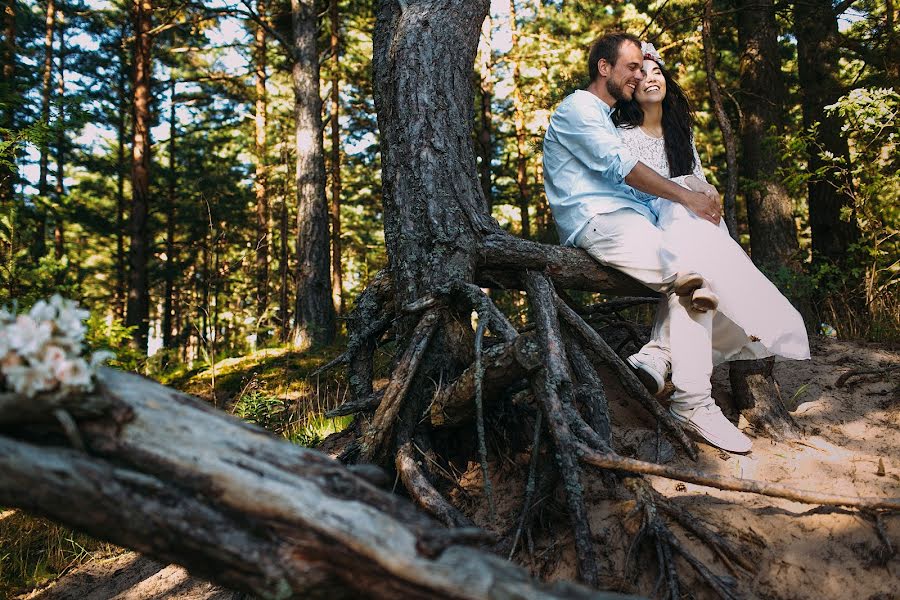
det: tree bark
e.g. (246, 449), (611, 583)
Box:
(291, 0), (336, 349)
(508, 0), (531, 240)
(163, 75), (177, 350)
(794, 0), (859, 263)
(329, 0), (344, 316)
(254, 0), (270, 336)
(34, 0), (55, 259)
(0, 369), (622, 600)
(475, 12), (493, 209)
(0, 0), (16, 206)
(127, 0), (153, 354)
(737, 0), (798, 268)
(115, 21), (129, 320)
(374, 0), (496, 318)
(52, 19), (66, 278)
(701, 0), (739, 240)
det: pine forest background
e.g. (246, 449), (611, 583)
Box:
(0, 0), (897, 374)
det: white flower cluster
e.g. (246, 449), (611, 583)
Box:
(0, 295), (113, 398)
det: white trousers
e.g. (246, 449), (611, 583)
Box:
(575, 209), (713, 409)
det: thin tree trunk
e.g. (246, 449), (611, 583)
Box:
(329, 0), (344, 316)
(254, 0), (269, 337)
(508, 0), (530, 240)
(53, 20), (65, 277)
(278, 194), (289, 342)
(127, 0), (153, 353)
(701, 0), (738, 240)
(794, 0), (859, 263)
(163, 76), (176, 350)
(35, 0), (55, 259)
(115, 22), (129, 320)
(475, 12), (493, 209)
(0, 0), (16, 206)
(737, 0), (798, 268)
(291, 0), (335, 349)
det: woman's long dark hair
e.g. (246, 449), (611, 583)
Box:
(611, 61), (696, 177)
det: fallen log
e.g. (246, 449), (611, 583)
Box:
(0, 367), (632, 600)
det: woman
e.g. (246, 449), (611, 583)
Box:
(612, 43), (809, 394)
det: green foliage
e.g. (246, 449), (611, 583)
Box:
(84, 313), (143, 372)
(0, 122), (49, 173)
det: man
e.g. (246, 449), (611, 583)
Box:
(542, 32), (752, 453)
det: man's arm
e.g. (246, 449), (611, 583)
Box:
(625, 162), (721, 225)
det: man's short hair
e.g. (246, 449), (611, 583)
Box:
(588, 32), (641, 81)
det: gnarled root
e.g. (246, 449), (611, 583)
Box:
(729, 357), (800, 440)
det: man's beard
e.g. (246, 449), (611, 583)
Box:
(606, 77), (632, 102)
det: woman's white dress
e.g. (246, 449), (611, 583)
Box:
(619, 126), (810, 364)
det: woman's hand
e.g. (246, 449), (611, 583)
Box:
(679, 188), (721, 225)
(684, 176), (721, 203)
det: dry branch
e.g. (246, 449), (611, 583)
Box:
(578, 444), (900, 510)
(0, 368), (635, 600)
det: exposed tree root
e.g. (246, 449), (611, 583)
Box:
(729, 357), (799, 440)
(525, 270), (601, 586)
(360, 310), (439, 462)
(554, 295), (699, 460)
(835, 365), (900, 388)
(396, 442), (474, 528)
(577, 444), (900, 510)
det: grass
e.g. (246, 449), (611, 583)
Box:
(0, 510), (119, 598)
(2, 340), (354, 597)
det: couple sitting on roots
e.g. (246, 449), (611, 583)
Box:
(543, 32), (810, 454)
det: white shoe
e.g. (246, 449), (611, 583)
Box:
(626, 352), (669, 396)
(669, 404), (752, 453)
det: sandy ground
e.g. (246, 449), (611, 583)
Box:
(16, 336), (899, 600)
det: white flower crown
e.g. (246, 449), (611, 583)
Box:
(641, 41), (664, 66)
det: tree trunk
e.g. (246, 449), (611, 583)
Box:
(329, 0), (344, 316)
(163, 76), (177, 350)
(291, 0), (336, 349)
(254, 0), (270, 337)
(701, 0), (738, 240)
(52, 20), (66, 280)
(278, 194), (290, 342)
(115, 21), (129, 320)
(475, 12), (493, 209)
(127, 0), (153, 353)
(34, 0), (55, 260)
(508, 0), (531, 240)
(0, 0), (16, 206)
(794, 0), (859, 263)
(737, 0), (798, 268)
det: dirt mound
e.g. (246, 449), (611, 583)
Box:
(17, 336), (899, 599)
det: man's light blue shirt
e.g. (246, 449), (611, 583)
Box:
(543, 90), (656, 246)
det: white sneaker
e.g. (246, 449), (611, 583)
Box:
(669, 403), (752, 454)
(626, 352), (669, 396)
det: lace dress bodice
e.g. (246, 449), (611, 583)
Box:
(618, 126), (706, 185)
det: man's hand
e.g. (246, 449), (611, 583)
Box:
(624, 162), (721, 225)
(680, 189), (721, 225)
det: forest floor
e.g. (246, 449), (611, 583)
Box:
(5, 335), (899, 600)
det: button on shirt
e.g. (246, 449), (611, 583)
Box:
(543, 90), (657, 246)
